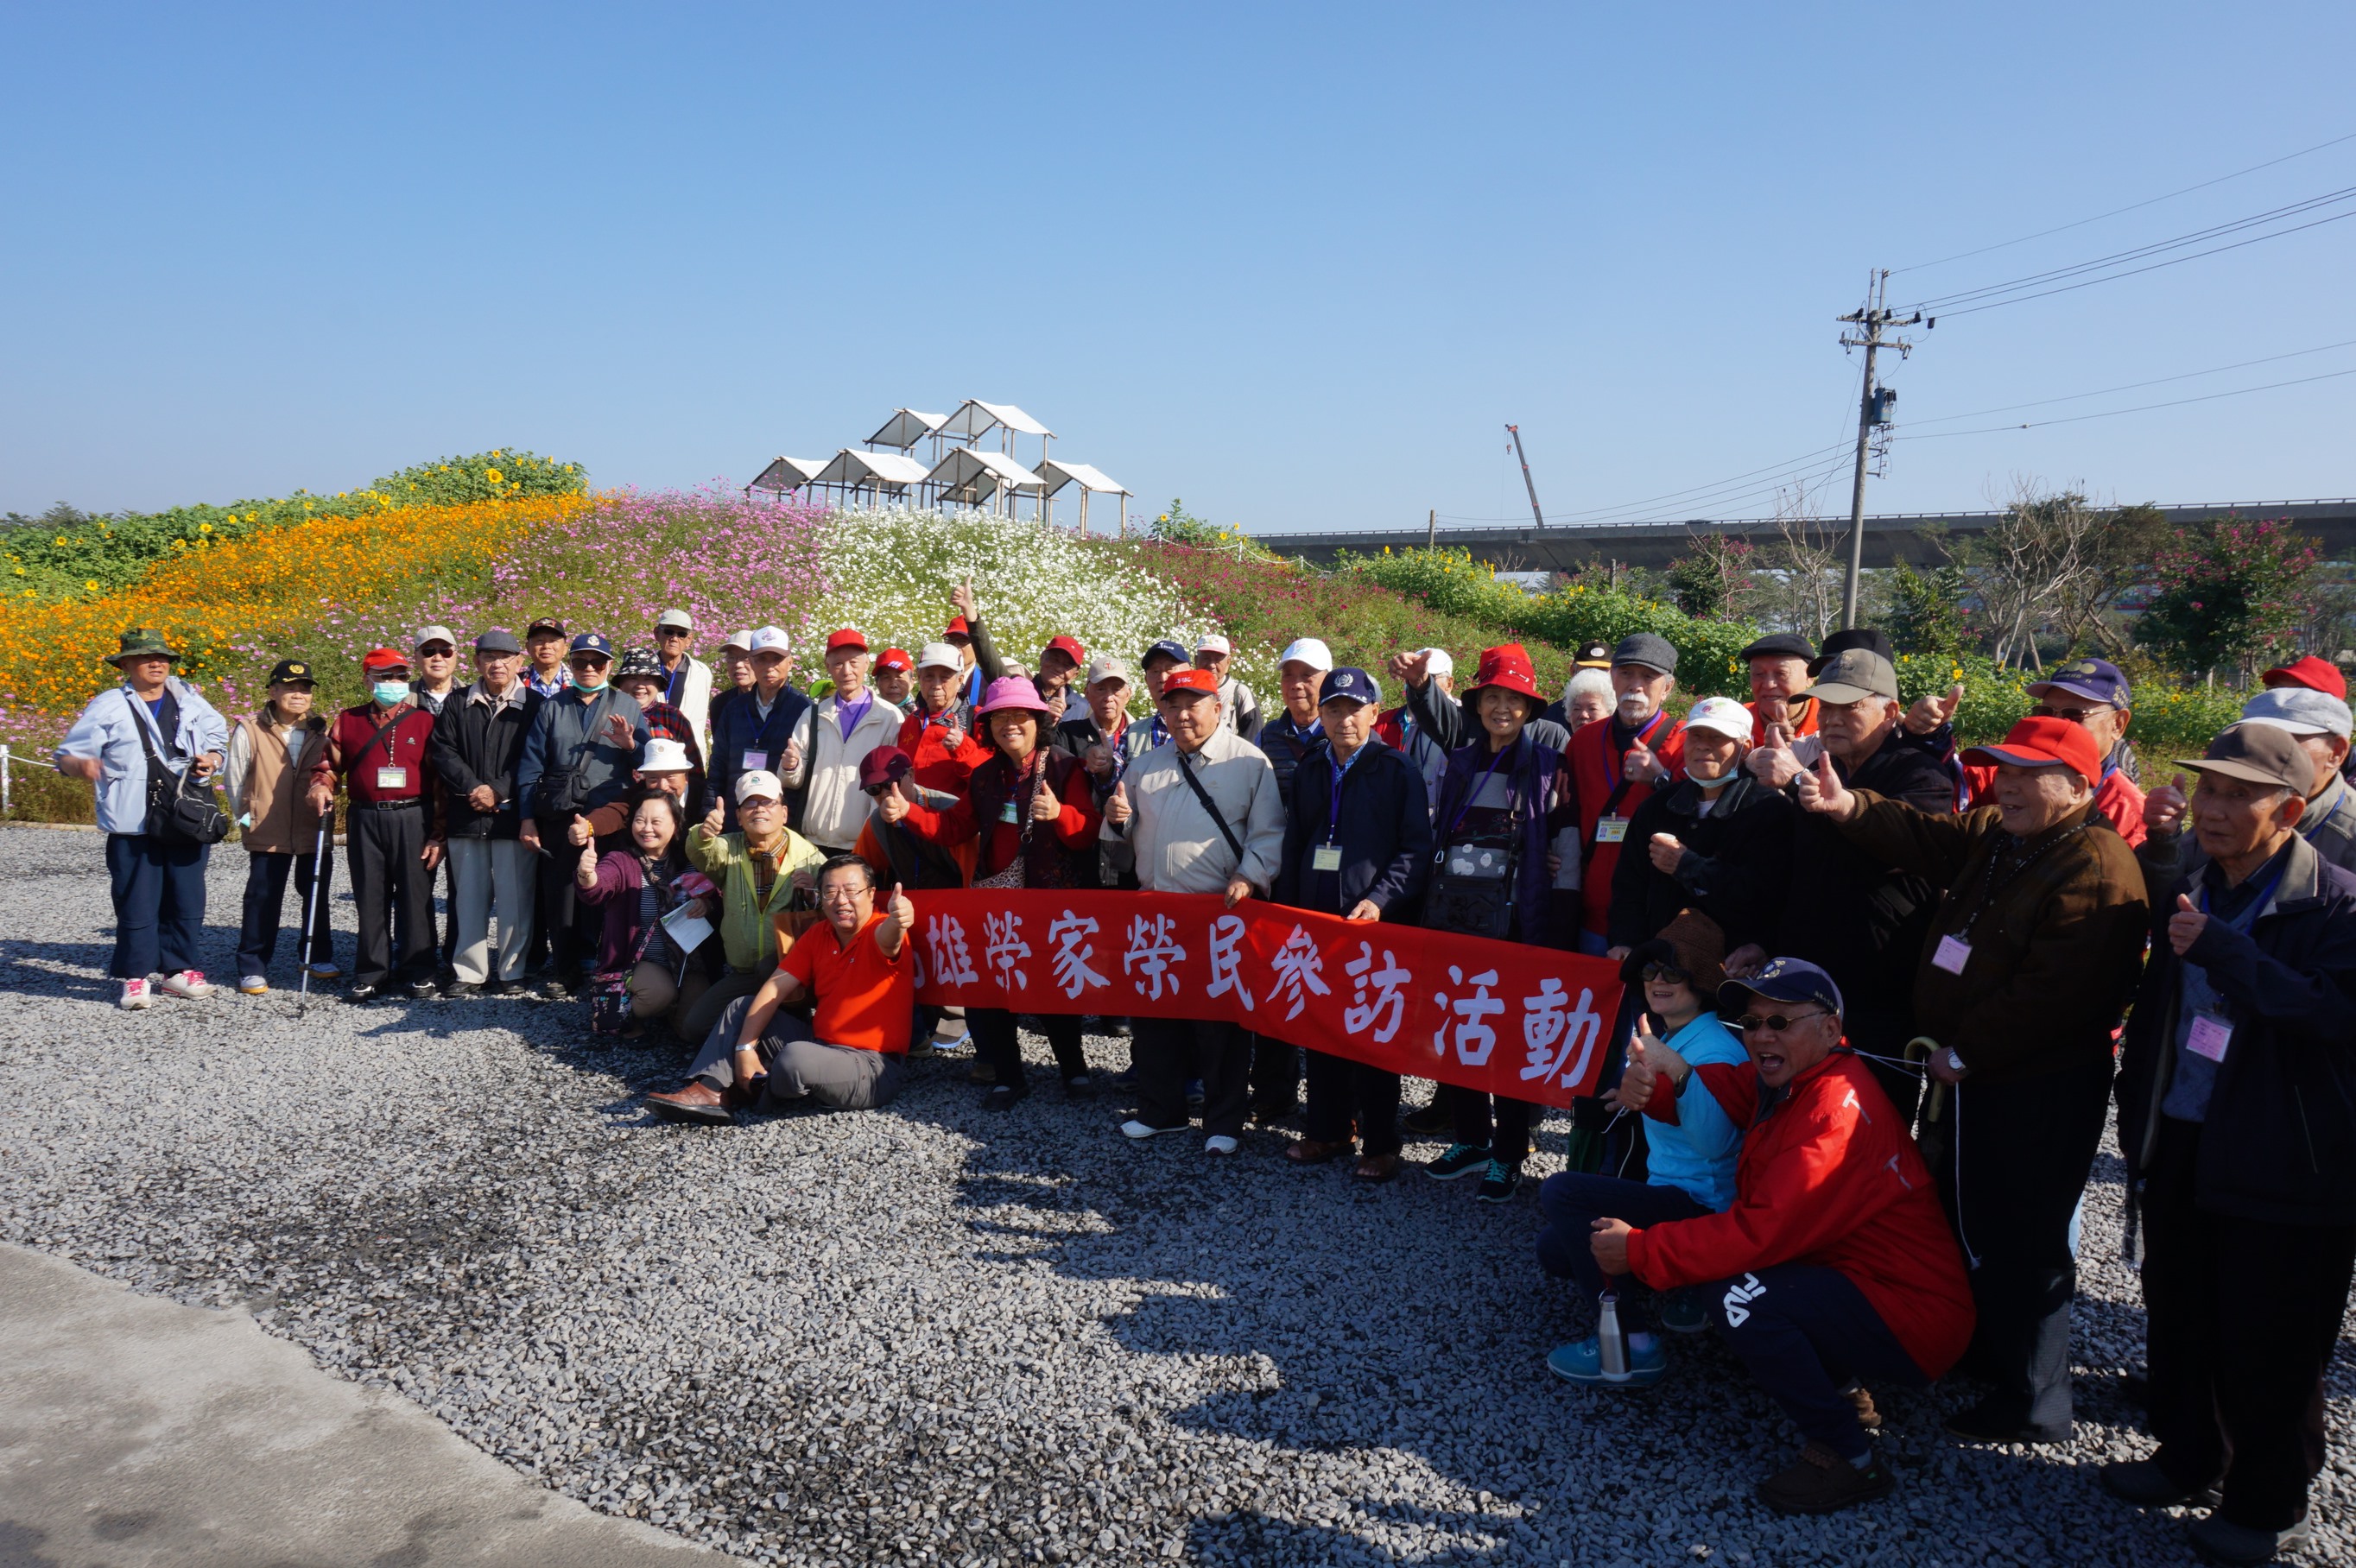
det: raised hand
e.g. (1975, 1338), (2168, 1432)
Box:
(1632, 1022), (1689, 1086)
(1623, 738), (1658, 784)
(876, 785), (911, 825)
(1104, 781), (1131, 826)
(2169, 892), (2208, 957)
(1794, 751), (1856, 818)
(1903, 682), (1966, 737)
(1722, 943), (1768, 978)
(1749, 743), (1802, 787)
(1083, 741), (1113, 778)
(952, 581), (977, 621)
(1389, 649), (1432, 690)
(602, 711), (638, 749)
(782, 738), (804, 777)
(702, 800), (727, 836)
(567, 812), (594, 848)
(1029, 781), (1062, 821)
(886, 881), (915, 930)
(1614, 1040), (1659, 1112)
(1647, 831), (1684, 875)
(2145, 772), (2189, 838)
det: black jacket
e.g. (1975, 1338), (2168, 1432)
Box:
(2118, 833), (2356, 1227)
(1274, 739), (1433, 919)
(1607, 771), (1794, 951)
(1257, 711), (1326, 800)
(1770, 728), (1957, 1045)
(428, 683), (544, 839)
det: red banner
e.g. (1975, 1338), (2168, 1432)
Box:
(905, 889), (1624, 1108)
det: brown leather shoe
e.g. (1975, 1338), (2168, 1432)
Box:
(1283, 1137), (1353, 1166)
(1352, 1153), (1403, 1183)
(1756, 1443), (1893, 1515)
(645, 1081), (733, 1125)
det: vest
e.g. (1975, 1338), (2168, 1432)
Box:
(1567, 708), (1685, 936)
(239, 711), (327, 854)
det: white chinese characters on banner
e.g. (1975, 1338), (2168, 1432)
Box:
(1046, 910), (1112, 1001)
(1342, 941), (1410, 1043)
(925, 914), (980, 987)
(1261, 925), (1332, 1021)
(1432, 964), (1504, 1067)
(1122, 913), (1188, 1000)
(984, 910), (1032, 992)
(1517, 977), (1606, 1091)
(1206, 914), (1254, 1012)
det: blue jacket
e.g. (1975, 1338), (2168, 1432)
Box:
(1273, 738), (1432, 919)
(514, 683), (649, 822)
(708, 684), (814, 821)
(1644, 1013), (1750, 1211)
(56, 678), (230, 836)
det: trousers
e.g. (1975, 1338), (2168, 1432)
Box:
(969, 1007), (1087, 1092)
(446, 836), (534, 983)
(1249, 1034), (1301, 1110)
(2142, 1116), (2356, 1531)
(1449, 1083), (1537, 1166)
(1132, 1015), (1250, 1137)
(104, 833), (209, 979)
(1302, 1048), (1401, 1155)
(1535, 1172), (1713, 1304)
(689, 1000), (902, 1110)
(1713, 1262), (1930, 1462)
(234, 850), (333, 977)
(347, 805), (434, 989)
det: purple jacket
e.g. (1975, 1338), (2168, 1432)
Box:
(577, 850), (692, 974)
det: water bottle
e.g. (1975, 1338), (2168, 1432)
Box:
(1597, 1289), (1630, 1382)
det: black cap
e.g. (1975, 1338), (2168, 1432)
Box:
(1809, 628), (1892, 675)
(473, 628), (522, 655)
(267, 659), (316, 686)
(527, 616), (567, 638)
(1573, 640), (1612, 668)
(1738, 632), (1814, 663)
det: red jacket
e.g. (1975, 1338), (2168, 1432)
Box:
(1626, 1052), (1974, 1380)
(1563, 708), (1685, 938)
(897, 706), (992, 797)
(1962, 761), (2146, 847)
(1747, 696), (1820, 747)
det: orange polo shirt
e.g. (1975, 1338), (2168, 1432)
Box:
(778, 910), (914, 1054)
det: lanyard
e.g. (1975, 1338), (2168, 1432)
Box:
(1441, 737), (1517, 845)
(663, 659), (685, 706)
(2198, 861), (2289, 932)
(1958, 820), (2088, 942)
(1324, 744), (1362, 844)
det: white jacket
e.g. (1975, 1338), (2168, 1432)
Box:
(660, 654), (714, 751)
(1108, 727), (1285, 895)
(783, 690), (904, 850)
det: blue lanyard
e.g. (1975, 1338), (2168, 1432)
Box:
(2199, 861), (2289, 933)
(663, 660), (685, 706)
(1324, 744), (1361, 845)
(1441, 737), (1517, 844)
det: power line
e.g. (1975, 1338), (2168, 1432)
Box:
(1921, 206), (2356, 319)
(1434, 438), (1856, 527)
(1893, 128), (2356, 275)
(1903, 338), (2356, 428)
(1897, 364), (2356, 439)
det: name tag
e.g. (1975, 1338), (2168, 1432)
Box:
(1932, 934), (1972, 975)
(1593, 815), (1628, 844)
(1312, 844), (1344, 872)
(2187, 1014), (2233, 1064)
(742, 750), (768, 773)
(376, 766), (408, 790)
(998, 800), (1021, 824)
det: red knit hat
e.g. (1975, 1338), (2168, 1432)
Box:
(1465, 643), (1543, 705)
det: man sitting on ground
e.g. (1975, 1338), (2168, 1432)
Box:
(1596, 958), (1974, 1515)
(647, 856), (915, 1122)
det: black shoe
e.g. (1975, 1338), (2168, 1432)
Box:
(443, 981), (481, 998)
(1062, 1072), (1099, 1101)
(1402, 1101), (1452, 1137)
(984, 1083), (1029, 1114)
(1944, 1400), (2068, 1445)
(1249, 1099), (1297, 1127)
(406, 978), (441, 1001)
(536, 975), (574, 1002)
(1425, 1142), (1492, 1180)
(2186, 1514), (2312, 1565)
(482, 977), (517, 997)
(2100, 1459), (2222, 1510)
(347, 982), (384, 1003)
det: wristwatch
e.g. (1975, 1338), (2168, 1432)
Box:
(1945, 1047), (1967, 1074)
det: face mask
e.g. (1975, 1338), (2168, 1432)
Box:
(573, 667), (608, 690)
(372, 681), (410, 706)
(1688, 762), (1737, 791)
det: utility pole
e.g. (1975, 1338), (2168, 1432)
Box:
(1427, 508), (1436, 548)
(1505, 424), (1546, 530)
(1836, 271), (1920, 629)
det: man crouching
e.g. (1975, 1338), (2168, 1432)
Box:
(1595, 958), (1973, 1514)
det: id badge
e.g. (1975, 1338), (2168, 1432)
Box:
(742, 749), (768, 773)
(1932, 934), (1972, 975)
(998, 800), (1021, 824)
(2187, 1013), (2233, 1064)
(376, 765), (408, 790)
(1594, 815), (1629, 844)
(1312, 844), (1344, 872)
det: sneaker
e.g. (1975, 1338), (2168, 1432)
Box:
(1475, 1159), (1522, 1203)
(406, 977), (440, 1001)
(1120, 1118), (1190, 1140)
(1545, 1334), (1667, 1388)
(1425, 1142), (1492, 1180)
(157, 970), (212, 1000)
(1204, 1135), (1238, 1156)
(1756, 1443), (1894, 1515)
(1659, 1287), (1711, 1335)
(2185, 1513), (2312, 1565)
(305, 959), (342, 980)
(237, 975), (269, 996)
(118, 977), (155, 1010)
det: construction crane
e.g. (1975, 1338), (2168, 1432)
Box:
(1505, 424), (1545, 530)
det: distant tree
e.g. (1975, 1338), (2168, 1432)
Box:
(2135, 516), (2321, 681)
(1666, 534), (1758, 620)
(1887, 558), (1969, 658)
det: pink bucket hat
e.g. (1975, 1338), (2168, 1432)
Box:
(974, 674), (1053, 718)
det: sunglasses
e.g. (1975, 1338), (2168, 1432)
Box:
(2028, 703), (2110, 724)
(1639, 963), (1690, 984)
(1731, 1009), (1828, 1033)
(568, 656), (611, 670)
(862, 782), (899, 798)
(656, 628), (690, 637)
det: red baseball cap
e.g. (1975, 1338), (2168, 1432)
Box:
(875, 647), (914, 673)
(1961, 715), (2104, 788)
(361, 646), (410, 673)
(826, 628), (869, 655)
(1465, 642), (1543, 704)
(1160, 667), (1219, 698)
(945, 616), (972, 639)
(2262, 654), (2347, 699)
(1042, 635), (1086, 667)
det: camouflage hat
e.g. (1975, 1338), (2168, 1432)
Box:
(106, 628), (180, 667)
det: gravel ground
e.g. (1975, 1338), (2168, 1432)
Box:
(3, 825), (2351, 1566)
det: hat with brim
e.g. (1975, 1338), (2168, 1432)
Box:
(2262, 654), (2347, 700)
(1159, 668), (1219, 699)
(1808, 628), (1892, 676)
(1464, 643), (1545, 707)
(1573, 640), (1612, 669)
(1618, 908), (1728, 1001)
(2177, 723), (2316, 796)
(1612, 633), (1679, 676)
(1719, 956), (1845, 1018)
(975, 674), (1054, 718)
(916, 642), (964, 673)
(858, 746), (914, 790)
(1960, 714), (2102, 788)
(1738, 632), (1814, 665)
(2027, 656), (2130, 711)
(107, 628), (180, 666)
(2239, 686), (2353, 741)
(638, 738), (692, 773)
(1802, 648), (1899, 705)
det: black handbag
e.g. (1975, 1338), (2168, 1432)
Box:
(123, 691), (229, 846)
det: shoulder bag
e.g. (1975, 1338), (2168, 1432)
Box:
(123, 691), (229, 846)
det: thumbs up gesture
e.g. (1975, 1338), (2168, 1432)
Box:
(2146, 772), (2190, 838)
(886, 881), (915, 931)
(1105, 780), (1132, 825)
(702, 800), (727, 836)
(567, 812), (594, 847)
(1795, 750), (1858, 819)
(1903, 682), (1966, 737)
(2169, 891), (2209, 957)
(1030, 778), (1063, 821)
(1614, 1033), (1660, 1112)
(1623, 737), (1659, 784)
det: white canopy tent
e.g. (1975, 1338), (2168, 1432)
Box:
(925, 447), (1045, 516)
(864, 408), (948, 453)
(812, 448), (932, 507)
(1034, 459), (1132, 537)
(937, 400), (1054, 468)
(745, 455), (828, 500)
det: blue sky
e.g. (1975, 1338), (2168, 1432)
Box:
(4, 3), (2352, 534)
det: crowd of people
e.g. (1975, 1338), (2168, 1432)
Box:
(54, 603), (2356, 1558)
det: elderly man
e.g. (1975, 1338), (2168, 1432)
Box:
(1607, 695), (1791, 957)
(1561, 634), (1688, 958)
(784, 628), (902, 854)
(2144, 686), (2356, 879)
(1749, 644), (1956, 1117)
(651, 608), (713, 748)
(872, 647), (916, 714)
(646, 856), (916, 1122)
(2108, 724), (2356, 1565)
(428, 629), (543, 996)
(1596, 958), (1975, 1514)
(514, 632), (649, 997)
(308, 647), (446, 1002)
(1258, 636), (1333, 799)
(1192, 633), (1262, 741)
(706, 630), (756, 733)
(1101, 667), (1285, 1153)
(1931, 658), (2144, 844)
(1797, 714), (2149, 1445)
(680, 769), (827, 1050)
(1739, 632), (1819, 748)
(522, 616), (570, 699)
(709, 626), (810, 829)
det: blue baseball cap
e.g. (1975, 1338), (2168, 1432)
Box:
(1318, 667), (1381, 708)
(1143, 639), (1191, 669)
(2030, 656), (2129, 710)
(567, 631), (614, 661)
(1719, 957), (1844, 1018)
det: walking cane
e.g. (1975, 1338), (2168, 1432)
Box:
(296, 808), (331, 1018)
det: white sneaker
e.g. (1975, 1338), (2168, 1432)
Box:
(158, 970), (213, 1000)
(1120, 1118), (1189, 1140)
(238, 975), (269, 996)
(119, 977), (155, 1010)
(1204, 1135), (1239, 1157)
(305, 960), (341, 980)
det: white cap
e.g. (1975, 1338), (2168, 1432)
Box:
(1681, 696), (1754, 743)
(1196, 632), (1232, 656)
(656, 607), (694, 631)
(734, 769), (784, 803)
(1278, 637), (1333, 673)
(639, 737), (692, 773)
(414, 625), (458, 651)
(719, 629), (754, 652)
(747, 626), (791, 656)
(916, 642), (964, 672)
(1422, 648), (1454, 677)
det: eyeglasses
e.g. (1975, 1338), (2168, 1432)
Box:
(1732, 1009), (1829, 1033)
(2028, 703), (2111, 724)
(862, 782), (897, 798)
(1639, 963), (1690, 984)
(817, 885), (869, 904)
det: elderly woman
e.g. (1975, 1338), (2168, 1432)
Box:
(576, 791), (714, 1040)
(882, 675), (1105, 1110)
(1605, 696), (1793, 958)
(1560, 667), (1615, 734)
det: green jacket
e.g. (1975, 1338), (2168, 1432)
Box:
(687, 823), (826, 971)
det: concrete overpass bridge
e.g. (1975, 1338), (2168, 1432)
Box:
(1257, 498), (2356, 573)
